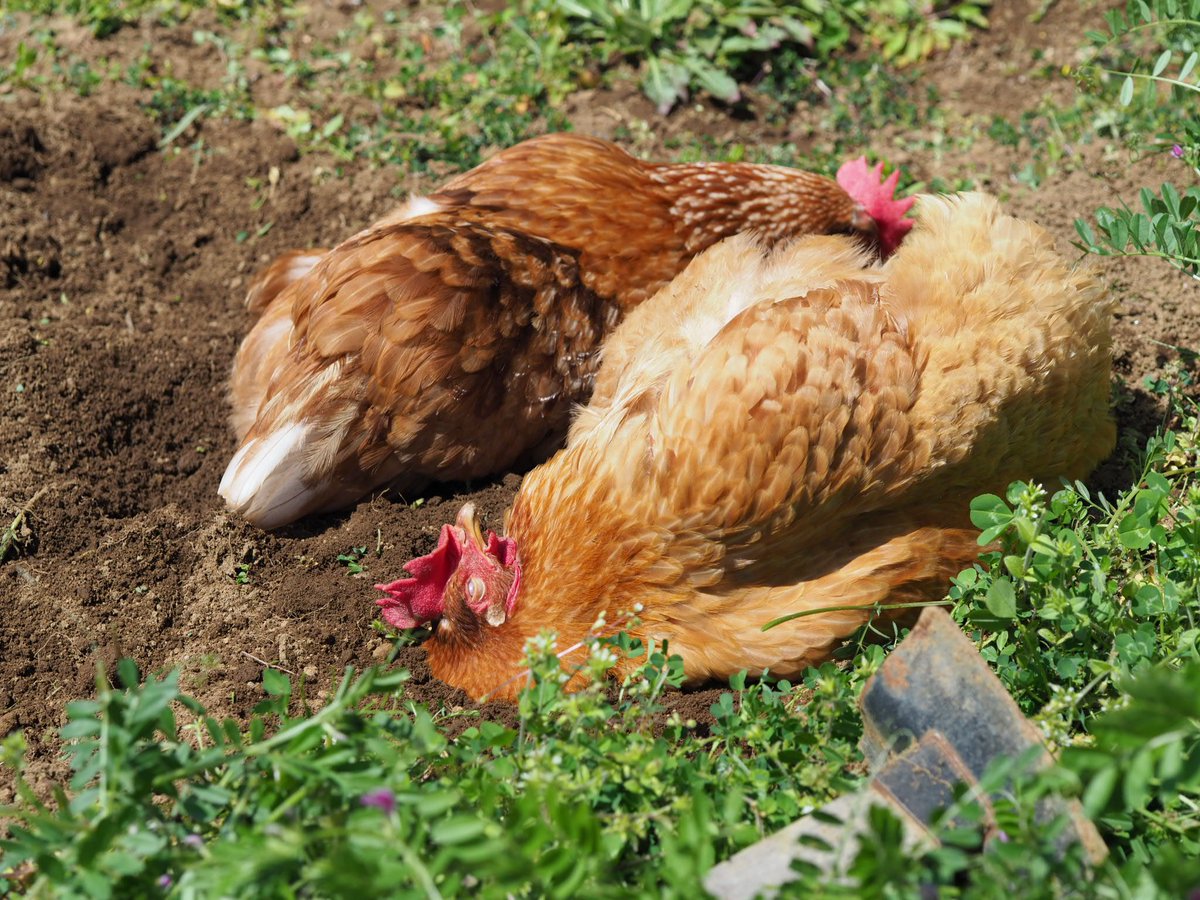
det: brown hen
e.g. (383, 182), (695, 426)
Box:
(377, 193), (1115, 701)
(220, 134), (908, 528)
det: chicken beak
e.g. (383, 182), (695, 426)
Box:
(455, 502), (486, 550)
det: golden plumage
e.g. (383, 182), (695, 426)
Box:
(389, 193), (1115, 700)
(221, 133), (878, 528)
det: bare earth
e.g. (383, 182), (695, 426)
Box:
(2, 0), (1198, 797)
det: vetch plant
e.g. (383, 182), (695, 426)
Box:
(1074, 1), (1200, 278)
(0, 630), (877, 895)
(1075, 181), (1200, 279)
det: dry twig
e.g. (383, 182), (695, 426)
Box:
(1, 485), (51, 562)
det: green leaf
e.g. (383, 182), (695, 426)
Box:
(684, 59), (739, 103)
(1002, 555), (1026, 579)
(117, 658), (140, 689)
(66, 700), (102, 719)
(320, 113), (344, 139)
(1123, 748), (1154, 809)
(1119, 75), (1134, 106)
(1118, 513), (1154, 549)
(262, 667), (291, 697)
(1133, 486), (1165, 518)
(642, 56), (688, 114)
(776, 18), (813, 46)
(1181, 51), (1199, 82)
(1013, 516), (1037, 546)
(556, 0), (600, 20)
(984, 577), (1017, 619)
(1153, 49), (1172, 77)
(76, 869), (115, 900)
(970, 494), (1012, 535)
(432, 815), (487, 845)
(158, 103), (210, 149)
(415, 790), (462, 817)
(1082, 764), (1119, 816)
(659, 0), (695, 24)
(1055, 655), (1081, 679)
(1132, 213), (1151, 248)
(1162, 182), (1182, 219)
(1106, 215), (1129, 250)
(1074, 218), (1097, 248)
(1140, 186), (1159, 216)
(60, 718), (102, 740)
(883, 27), (908, 59)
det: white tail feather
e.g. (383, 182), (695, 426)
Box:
(219, 423), (317, 529)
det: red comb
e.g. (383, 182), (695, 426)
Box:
(836, 156), (916, 255)
(375, 524), (461, 629)
(483, 532), (521, 621)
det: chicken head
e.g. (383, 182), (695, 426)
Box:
(377, 503), (521, 635)
(836, 157), (915, 255)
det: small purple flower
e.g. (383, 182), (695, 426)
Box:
(158, 873), (173, 889)
(1171, 144), (1186, 159)
(995, 830), (1011, 843)
(183, 833), (204, 850)
(360, 787), (396, 816)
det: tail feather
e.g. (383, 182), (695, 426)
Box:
(229, 248), (326, 439)
(884, 193), (1116, 488)
(224, 199), (447, 528)
(219, 364), (402, 528)
(219, 422), (317, 528)
(229, 299), (296, 439)
(245, 249), (327, 316)
(219, 425), (405, 530)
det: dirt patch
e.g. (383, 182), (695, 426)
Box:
(2, 0), (1198, 798)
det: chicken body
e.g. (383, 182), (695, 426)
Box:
(221, 133), (878, 528)
(379, 193), (1115, 700)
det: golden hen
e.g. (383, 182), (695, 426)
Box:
(219, 134), (913, 528)
(377, 193), (1116, 701)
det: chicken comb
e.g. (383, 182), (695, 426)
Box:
(376, 524), (461, 629)
(835, 156), (916, 256)
(480, 532), (522, 623)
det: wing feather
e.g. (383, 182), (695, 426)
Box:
(252, 217), (623, 491)
(629, 277), (924, 550)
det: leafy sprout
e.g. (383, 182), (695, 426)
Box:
(1072, 1), (1200, 278)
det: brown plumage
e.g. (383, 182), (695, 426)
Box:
(219, 133), (891, 528)
(377, 193), (1116, 701)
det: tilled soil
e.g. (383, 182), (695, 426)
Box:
(2, 0), (1198, 799)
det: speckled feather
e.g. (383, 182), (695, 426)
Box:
(223, 133), (870, 527)
(421, 193), (1116, 700)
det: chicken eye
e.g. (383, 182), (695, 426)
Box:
(466, 576), (486, 603)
